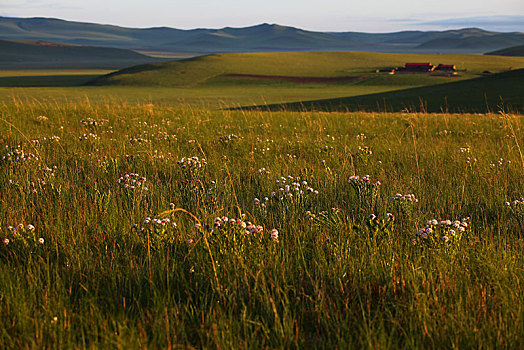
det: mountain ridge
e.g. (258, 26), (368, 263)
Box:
(2, 16), (524, 54)
(0, 38), (165, 69)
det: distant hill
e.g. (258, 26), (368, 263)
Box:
(0, 39), (163, 69)
(252, 69), (524, 114)
(2, 16), (524, 55)
(417, 31), (524, 51)
(87, 51), (524, 88)
(486, 45), (524, 56)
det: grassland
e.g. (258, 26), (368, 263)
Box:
(486, 45), (524, 57)
(0, 94), (523, 348)
(258, 68), (524, 114)
(0, 70), (114, 87)
(0, 39), (160, 71)
(0, 50), (523, 348)
(2, 51), (522, 112)
(90, 51), (524, 87)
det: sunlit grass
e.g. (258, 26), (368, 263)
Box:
(0, 97), (523, 348)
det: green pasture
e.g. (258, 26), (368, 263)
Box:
(0, 96), (522, 347)
(0, 51), (522, 114)
(258, 68), (524, 114)
(0, 50), (523, 347)
(90, 51), (524, 87)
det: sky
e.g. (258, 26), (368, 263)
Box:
(1, 0), (524, 32)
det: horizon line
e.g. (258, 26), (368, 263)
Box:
(1, 14), (523, 34)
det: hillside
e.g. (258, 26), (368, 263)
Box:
(0, 39), (163, 69)
(486, 44), (524, 56)
(1, 16), (523, 54)
(253, 68), (524, 113)
(88, 51), (524, 88)
(417, 32), (524, 51)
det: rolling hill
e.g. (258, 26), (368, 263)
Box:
(87, 51), (524, 88)
(0, 39), (163, 69)
(249, 68), (524, 114)
(2, 16), (524, 54)
(486, 45), (524, 56)
(417, 31), (524, 51)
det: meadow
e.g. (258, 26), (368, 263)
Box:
(0, 51), (523, 348)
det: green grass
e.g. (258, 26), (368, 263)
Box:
(1, 51), (523, 112)
(89, 51), (524, 87)
(0, 74), (111, 87)
(255, 68), (524, 114)
(485, 44), (524, 57)
(0, 92), (523, 347)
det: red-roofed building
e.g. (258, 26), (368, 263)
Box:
(435, 64), (457, 71)
(396, 63), (436, 73)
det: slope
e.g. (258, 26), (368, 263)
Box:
(88, 51), (524, 88)
(486, 45), (524, 57)
(252, 69), (524, 113)
(0, 39), (162, 69)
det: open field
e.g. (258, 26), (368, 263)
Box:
(0, 70), (115, 87)
(1, 49), (524, 347)
(90, 51), (524, 88)
(0, 39), (163, 70)
(2, 51), (523, 112)
(486, 45), (524, 57)
(258, 68), (524, 114)
(0, 93), (523, 347)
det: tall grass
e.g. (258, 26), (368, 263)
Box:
(0, 98), (523, 348)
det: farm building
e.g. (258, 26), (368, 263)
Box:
(396, 63), (436, 73)
(435, 64), (457, 71)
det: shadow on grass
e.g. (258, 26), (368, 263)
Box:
(0, 75), (105, 87)
(231, 69), (524, 114)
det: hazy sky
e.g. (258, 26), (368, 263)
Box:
(1, 0), (524, 32)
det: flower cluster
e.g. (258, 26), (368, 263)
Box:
(319, 145), (334, 153)
(218, 134), (240, 144)
(128, 136), (150, 144)
(489, 158), (511, 169)
(437, 130), (452, 136)
(2, 147), (39, 163)
(257, 167), (270, 175)
(2, 224), (45, 248)
(505, 198), (524, 223)
(149, 131), (176, 142)
(117, 173), (148, 191)
(255, 176), (318, 211)
(78, 133), (99, 141)
(365, 213), (395, 240)
(306, 208), (342, 231)
(30, 136), (61, 144)
(465, 157), (478, 167)
(80, 118), (108, 127)
(354, 146), (373, 164)
(389, 193), (418, 217)
(176, 157), (214, 212)
(211, 216), (279, 245)
(390, 193), (418, 203)
(348, 175), (381, 209)
(412, 217), (470, 249)
(253, 138), (273, 155)
(177, 157), (207, 176)
(132, 216), (177, 248)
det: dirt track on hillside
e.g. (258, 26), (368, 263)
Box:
(224, 73), (367, 83)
